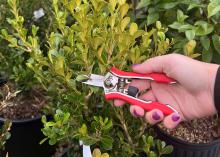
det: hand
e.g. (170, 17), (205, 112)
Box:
(114, 54), (219, 129)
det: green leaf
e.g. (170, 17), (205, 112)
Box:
(147, 12), (159, 26)
(147, 136), (154, 146)
(54, 56), (65, 76)
(184, 40), (197, 56)
(120, 3), (129, 18)
(92, 148), (101, 157)
(200, 36), (210, 50)
(149, 151), (157, 157)
(49, 138), (57, 145)
(103, 120), (112, 130)
(31, 25), (39, 36)
(109, 15), (116, 28)
(195, 21), (214, 36)
(136, 0), (151, 9)
(169, 23), (194, 32)
(159, 2), (179, 9)
(185, 30), (195, 40)
(41, 116), (47, 124)
(120, 17), (130, 31)
(177, 10), (188, 23)
(76, 74), (89, 82)
(208, 2), (220, 18)
(156, 140), (162, 152)
(129, 23), (138, 35)
(79, 124), (88, 136)
(212, 34), (220, 54)
(39, 138), (48, 145)
(169, 22), (182, 30)
(109, 0), (117, 12)
(188, 3), (205, 11)
(101, 136), (114, 150)
(161, 145), (174, 155)
(157, 32), (165, 41)
(156, 21), (162, 30)
(118, 0), (126, 5)
(82, 137), (97, 146)
(101, 153), (109, 157)
(202, 48), (213, 62)
(1, 29), (8, 37)
(178, 24), (195, 32)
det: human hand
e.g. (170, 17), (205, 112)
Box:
(114, 54), (219, 129)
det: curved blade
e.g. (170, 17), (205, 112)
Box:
(82, 74), (104, 88)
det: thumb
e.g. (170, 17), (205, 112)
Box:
(132, 55), (172, 74)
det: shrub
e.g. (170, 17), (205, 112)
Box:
(134, 0), (220, 63)
(1, 0), (173, 156)
(0, 0), (53, 90)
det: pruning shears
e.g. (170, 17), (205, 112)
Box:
(81, 67), (178, 115)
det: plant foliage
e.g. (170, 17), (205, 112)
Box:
(134, 0), (220, 62)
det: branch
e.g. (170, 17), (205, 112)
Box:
(114, 108), (134, 149)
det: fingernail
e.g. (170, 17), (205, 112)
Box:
(152, 112), (161, 121)
(172, 114), (180, 122)
(133, 110), (141, 117)
(132, 64), (140, 68)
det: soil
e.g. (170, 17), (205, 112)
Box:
(0, 84), (47, 120)
(158, 116), (220, 144)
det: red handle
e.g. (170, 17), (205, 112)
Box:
(110, 67), (176, 84)
(105, 92), (175, 115)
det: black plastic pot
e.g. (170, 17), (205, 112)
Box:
(155, 126), (220, 157)
(0, 116), (55, 157)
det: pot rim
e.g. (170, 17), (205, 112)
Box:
(0, 115), (42, 124)
(155, 125), (220, 147)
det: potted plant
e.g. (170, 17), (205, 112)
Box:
(0, 0), (55, 156)
(2, 0), (175, 156)
(129, 0), (220, 156)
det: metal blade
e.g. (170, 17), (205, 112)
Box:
(82, 74), (104, 88)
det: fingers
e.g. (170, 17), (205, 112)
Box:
(145, 109), (164, 124)
(130, 105), (145, 117)
(143, 109), (182, 128)
(114, 99), (125, 107)
(132, 54), (181, 75)
(132, 56), (169, 74)
(130, 106), (182, 129)
(163, 113), (182, 129)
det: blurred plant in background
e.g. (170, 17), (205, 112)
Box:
(133, 0), (220, 63)
(0, 0), (53, 90)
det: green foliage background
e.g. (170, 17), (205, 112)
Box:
(134, 0), (220, 63)
(0, 0), (52, 90)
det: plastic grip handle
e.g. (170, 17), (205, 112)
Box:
(110, 67), (176, 84)
(105, 92), (175, 115)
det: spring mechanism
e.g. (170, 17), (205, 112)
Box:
(118, 78), (126, 93)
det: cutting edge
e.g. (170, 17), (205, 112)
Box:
(82, 74), (105, 88)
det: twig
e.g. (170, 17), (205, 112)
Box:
(136, 119), (147, 139)
(114, 108), (134, 149)
(83, 92), (93, 116)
